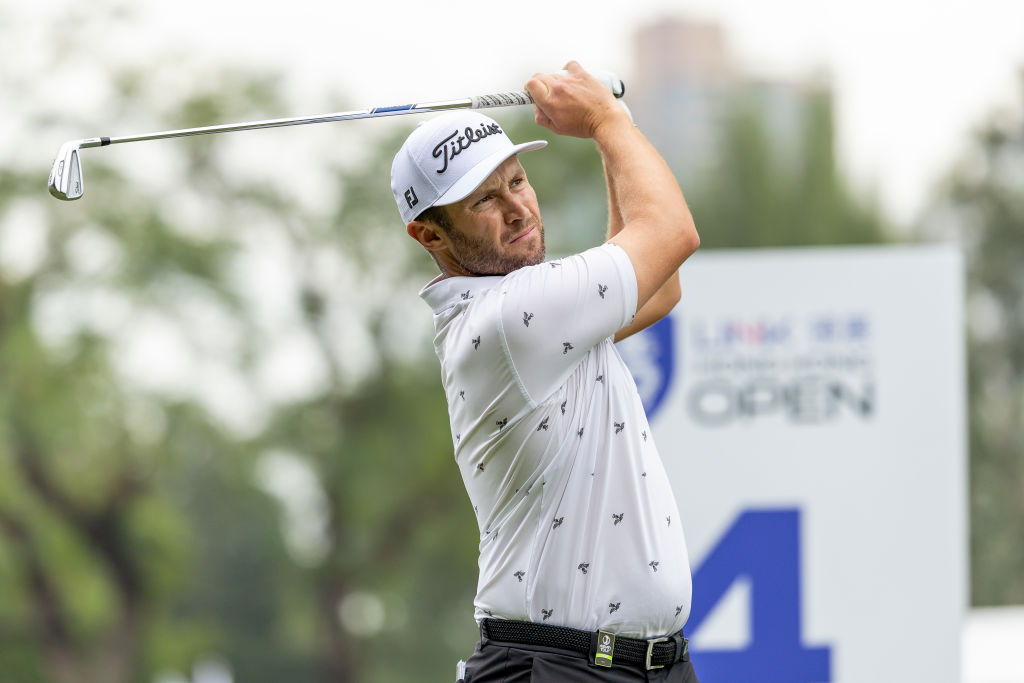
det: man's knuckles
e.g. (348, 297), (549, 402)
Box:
(525, 76), (550, 101)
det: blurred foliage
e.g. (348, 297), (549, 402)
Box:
(922, 74), (1024, 605)
(505, 87), (891, 252)
(0, 59), (302, 683)
(2, 8), (477, 681)
(688, 88), (889, 248)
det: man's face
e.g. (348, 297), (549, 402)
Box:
(435, 156), (545, 276)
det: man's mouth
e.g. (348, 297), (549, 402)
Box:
(509, 225), (536, 244)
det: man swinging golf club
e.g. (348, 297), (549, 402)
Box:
(392, 61), (701, 681)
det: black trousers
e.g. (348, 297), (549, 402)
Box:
(460, 638), (701, 682)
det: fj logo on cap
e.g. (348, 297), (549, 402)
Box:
(404, 186), (419, 209)
(432, 122), (503, 174)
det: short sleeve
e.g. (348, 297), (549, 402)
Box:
(497, 243), (638, 403)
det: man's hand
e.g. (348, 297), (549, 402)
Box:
(525, 61), (631, 139)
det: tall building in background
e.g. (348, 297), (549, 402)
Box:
(631, 17), (830, 187)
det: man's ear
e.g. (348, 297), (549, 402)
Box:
(407, 220), (447, 253)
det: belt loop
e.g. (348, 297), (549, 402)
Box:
(674, 631), (689, 663)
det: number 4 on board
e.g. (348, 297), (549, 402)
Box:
(688, 509), (832, 682)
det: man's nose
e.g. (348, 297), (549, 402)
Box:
(502, 194), (530, 222)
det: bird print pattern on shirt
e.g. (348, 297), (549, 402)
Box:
(432, 247), (688, 634)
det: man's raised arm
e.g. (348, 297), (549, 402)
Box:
(601, 154), (684, 342)
(526, 62), (699, 316)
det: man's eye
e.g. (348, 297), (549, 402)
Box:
(475, 195), (492, 206)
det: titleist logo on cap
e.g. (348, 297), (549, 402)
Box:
(432, 122), (504, 174)
(391, 111), (545, 224)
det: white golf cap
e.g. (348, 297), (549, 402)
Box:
(391, 111), (547, 224)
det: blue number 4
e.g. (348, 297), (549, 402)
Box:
(688, 509), (832, 682)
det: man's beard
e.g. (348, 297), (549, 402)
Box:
(444, 223), (546, 276)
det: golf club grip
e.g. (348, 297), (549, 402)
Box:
(471, 73), (626, 109)
(470, 91), (535, 109)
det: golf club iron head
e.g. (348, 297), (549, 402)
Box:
(48, 141), (84, 200)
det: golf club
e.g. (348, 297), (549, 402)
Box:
(48, 70), (626, 201)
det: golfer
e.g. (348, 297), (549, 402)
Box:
(391, 61), (700, 681)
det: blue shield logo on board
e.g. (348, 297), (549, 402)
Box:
(617, 315), (676, 420)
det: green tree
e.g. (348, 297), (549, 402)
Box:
(507, 86), (892, 254)
(689, 88), (890, 248)
(0, 36), (304, 681)
(3, 8), (484, 682)
(922, 73), (1024, 605)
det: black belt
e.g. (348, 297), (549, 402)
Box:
(480, 618), (689, 670)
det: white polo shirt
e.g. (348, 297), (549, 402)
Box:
(420, 243), (691, 638)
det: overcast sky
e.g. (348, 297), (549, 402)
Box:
(20, 0), (1024, 226)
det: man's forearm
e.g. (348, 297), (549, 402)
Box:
(594, 116), (689, 241)
(601, 121), (684, 339)
(604, 157), (625, 240)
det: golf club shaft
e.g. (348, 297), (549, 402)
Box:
(76, 90), (543, 150)
(50, 71), (625, 200)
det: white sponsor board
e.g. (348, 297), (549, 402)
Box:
(619, 245), (966, 683)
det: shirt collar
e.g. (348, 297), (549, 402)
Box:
(419, 273), (504, 314)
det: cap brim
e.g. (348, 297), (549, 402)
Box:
(434, 140), (547, 207)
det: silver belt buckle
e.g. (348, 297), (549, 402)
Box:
(645, 636), (668, 670)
